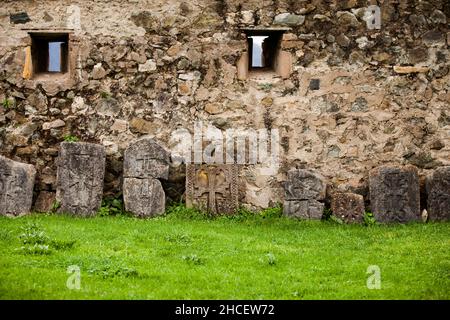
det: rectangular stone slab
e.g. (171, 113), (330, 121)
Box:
(186, 164), (239, 215)
(369, 165), (420, 223)
(283, 199), (324, 219)
(0, 155), (36, 216)
(56, 142), (105, 216)
(331, 192), (365, 223)
(123, 137), (170, 179)
(426, 166), (450, 221)
(284, 169), (327, 201)
(123, 177), (165, 218)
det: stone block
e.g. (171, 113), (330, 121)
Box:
(123, 178), (165, 217)
(284, 169), (327, 201)
(283, 200), (324, 219)
(56, 142), (105, 216)
(426, 166), (450, 221)
(369, 165), (420, 223)
(0, 155), (36, 216)
(34, 191), (56, 213)
(123, 137), (170, 217)
(331, 192), (365, 223)
(123, 137), (170, 179)
(186, 164), (239, 215)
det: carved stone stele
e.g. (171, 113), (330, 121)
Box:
(56, 142), (106, 216)
(426, 166), (450, 221)
(186, 164), (239, 215)
(331, 192), (365, 223)
(0, 155), (36, 216)
(369, 165), (420, 223)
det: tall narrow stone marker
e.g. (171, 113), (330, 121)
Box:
(56, 142), (106, 216)
(426, 166), (450, 221)
(123, 137), (169, 217)
(0, 155), (36, 216)
(369, 165), (420, 223)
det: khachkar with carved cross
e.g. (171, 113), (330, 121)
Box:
(56, 142), (106, 216)
(0, 155), (36, 216)
(186, 164), (239, 215)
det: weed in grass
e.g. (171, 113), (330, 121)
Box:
(165, 202), (208, 220)
(182, 254), (203, 265)
(16, 222), (75, 254)
(19, 223), (50, 245)
(88, 264), (140, 279)
(17, 244), (51, 255)
(261, 253), (277, 266)
(165, 233), (192, 245)
(49, 239), (76, 250)
(0, 230), (13, 241)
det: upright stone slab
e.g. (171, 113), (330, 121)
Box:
(56, 142), (105, 216)
(331, 192), (365, 223)
(283, 169), (326, 219)
(123, 137), (170, 180)
(123, 137), (169, 217)
(426, 166), (450, 221)
(284, 169), (327, 201)
(186, 164), (239, 215)
(0, 155), (36, 216)
(369, 165), (420, 223)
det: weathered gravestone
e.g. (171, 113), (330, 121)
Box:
(426, 166), (450, 221)
(331, 192), (365, 223)
(283, 169), (326, 219)
(369, 165), (420, 223)
(0, 155), (36, 216)
(56, 142), (105, 216)
(186, 164), (239, 215)
(123, 137), (169, 217)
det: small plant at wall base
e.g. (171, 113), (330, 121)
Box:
(363, 212), (377, 226)
(322, 208), (344, 224)
(50, 200), (61, 213)
(63, 135), (79, 143)
(98, 196), (126, 217)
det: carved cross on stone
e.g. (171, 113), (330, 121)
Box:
(56, 142), (106, 216)
(194, 166), (229, 214)
(186, 164), (239, 215)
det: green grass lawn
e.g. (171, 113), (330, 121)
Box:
(0, 208), (449, 300)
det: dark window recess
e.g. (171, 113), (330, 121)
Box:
(246, 30), (283, 71)
(10, 12), (31, 24)
(30, 33), (69, 74)
(309, 79), (320, 90)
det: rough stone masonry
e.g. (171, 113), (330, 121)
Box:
(0, 0), (448, 218)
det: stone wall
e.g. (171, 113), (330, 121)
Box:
(0, 0), (449, 211)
